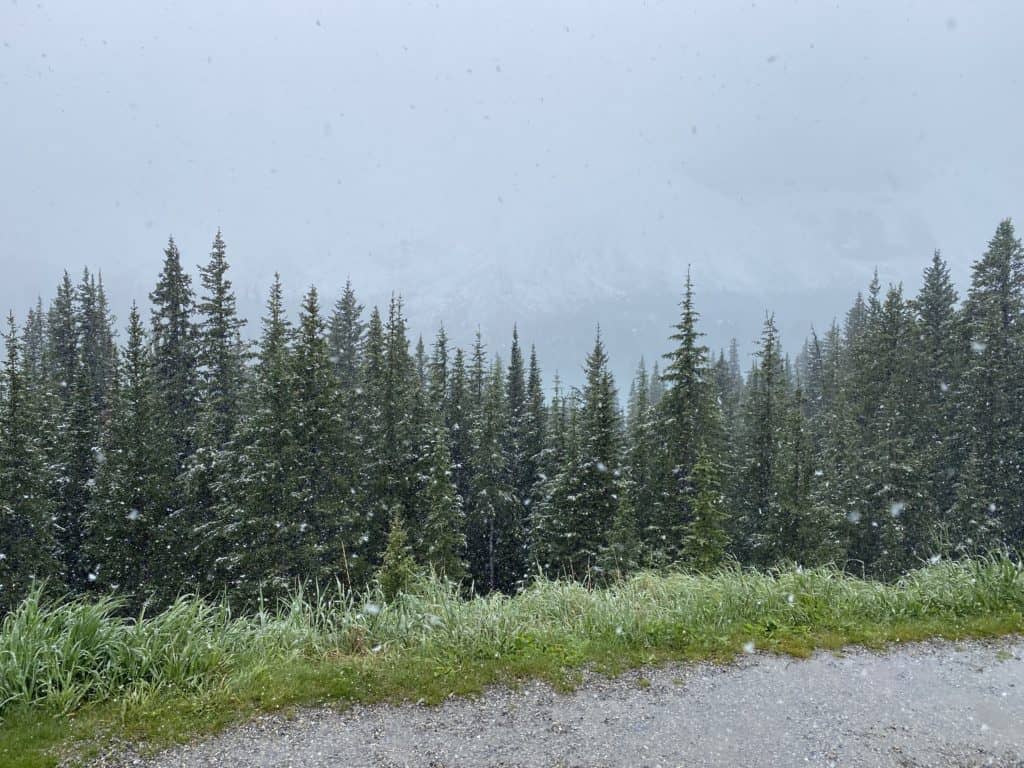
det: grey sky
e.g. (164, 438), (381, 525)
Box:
(2, 0), (1022, 388)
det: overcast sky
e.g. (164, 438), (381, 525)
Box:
(2, 0), (1022, 388)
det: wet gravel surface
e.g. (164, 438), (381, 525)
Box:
(115, 638), (1023, 768)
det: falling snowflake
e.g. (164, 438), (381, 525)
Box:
(846, 511), (862, 524)
(742, 641), (756, 654)
(363, 602), (381, 616)
(889, 501), (906, 518)
(971, 340), (987, 353)
(787, 594), (795, 605)
(126, 509), (141, 521)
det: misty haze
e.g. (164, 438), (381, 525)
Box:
(1, 2), (1023, 767)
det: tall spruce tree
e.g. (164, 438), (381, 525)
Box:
(149, 237), (198, 461)
(354, 306), (390, 576)
(446, 346), (474, 517)
(0, 314), (58, 612)
(420, 420), (466, 581)
(956, 219), (1024, 549)
(542, 331), (622, 579)
(656, 272), (719, 563)
(148, 237), (198, 594)
(290, 286), (348, 584)
(428, 326), (450, 409)
(503, 328), (532, 510)
(210, 276), (301, 602)
(911, 252), (963, 552)
(521, 346), (546, 535)
(737, 314), (790, 566)
(328, 279), (365, 392)
(466, 356), (520, 592)
(531, 379), (581, 577)
(868, 284), (923, 574)
(624, 358), (659, 565)
(84, 304), (169, 604)
(53, 270), (118, 591)
(186, 231), (247, 588)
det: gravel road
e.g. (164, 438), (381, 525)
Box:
(121, 638), (1023, 768)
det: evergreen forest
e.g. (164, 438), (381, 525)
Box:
(2, 220), (1023, 614)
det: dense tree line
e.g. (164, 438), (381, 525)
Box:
(2, 220), (1023, 612)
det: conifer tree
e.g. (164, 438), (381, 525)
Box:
(148, 237), (198, 593)
(503, 327), (532, 511)
(624, 358), (659, 564)
(541, 331), (622, 579)
(149, 237), (198, 463)
(601, 493), (641, 577)
(446, 346), (473, 513)
(193, 230), (246, 446)
(21, 299), (49, 393)
(46, 272), (77, 406)
(428, 326), (450, 409)
(714, 338), (744, 435)
(288, 286), (347, 583)
(381, 296), (418, 516)
(648, 361), (665, 407)
(327, 279), (365, 393)
(806, 320), (845, 544)
(75, 271), (118, 412)
(53, 270), (118, 591)
(376, 512), (419, 602)
(825, 278), (921, 575)
(682, 451), (729, 571)
(0, 314), (58, 612)
(327, 280), (366, 509)
(713, 339), (745, 536)
(827, 278), (886, 568)
(868, 284), (923, 574)
(911, 251), (963, 549)
(186, 231), (247, 587)
(521, 346), (546, 528)
(84, 304), (169, 603)
(779, 384), (831, 563)
(956, 219), (1024, 549)
(414, 335), (428, 391)
(656, 272), (719, 562)
(738, 314), (789, 566)
(354, 306), (390, 573)
(211, 276), (300, 602)
(531, 383), (582, 577)
(43, 273), (77, 590)
(466, 357), (520, 591)
(420, 422), (466, 581)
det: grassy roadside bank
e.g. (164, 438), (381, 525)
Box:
(2, 557), (1022, 768)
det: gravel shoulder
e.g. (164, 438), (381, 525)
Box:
(115, 637), (1023, 768)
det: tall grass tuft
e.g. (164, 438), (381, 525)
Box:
(1, 555), (1021, 720)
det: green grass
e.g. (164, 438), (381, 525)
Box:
(1, 556), (1022, 768)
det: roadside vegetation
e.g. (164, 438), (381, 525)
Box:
(2, 555), (1022, 768)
